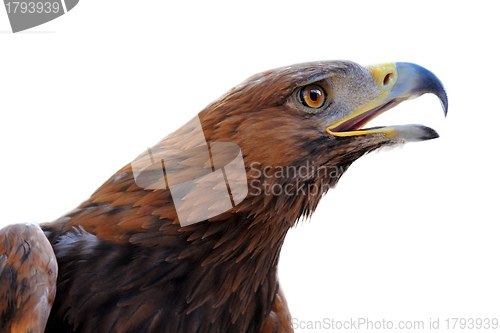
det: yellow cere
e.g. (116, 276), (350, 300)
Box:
(366, 63), (398, 95)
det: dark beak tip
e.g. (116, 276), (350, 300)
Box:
(441, 98), (449, 117)
(419, 126), (440, 141)
(425, 67), (448, 118)
(435, 78), (448, 117)
(436, 88), (449, 117)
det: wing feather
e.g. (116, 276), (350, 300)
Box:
(0, 223), (58, 333)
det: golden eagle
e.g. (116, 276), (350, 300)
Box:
(0, 61), (447, 332)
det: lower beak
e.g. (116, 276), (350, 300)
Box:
(326, 62), (448, 142)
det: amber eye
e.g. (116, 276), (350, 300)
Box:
(298, 84), (326, 109)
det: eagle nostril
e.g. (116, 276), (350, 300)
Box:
(382, 72), (395, 87)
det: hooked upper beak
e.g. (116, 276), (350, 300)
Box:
(326, 62), (448, 142)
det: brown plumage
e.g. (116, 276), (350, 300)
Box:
(0, 224), (57, 333)
(0, 60), (447, 332)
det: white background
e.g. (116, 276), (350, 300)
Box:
(1, 1), (499, 332)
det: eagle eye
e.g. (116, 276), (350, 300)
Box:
(298, 84), (326, 110)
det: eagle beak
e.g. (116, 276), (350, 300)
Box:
(326, 62), (448, 142)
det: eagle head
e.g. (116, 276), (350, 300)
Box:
(190, 61), (448, 226)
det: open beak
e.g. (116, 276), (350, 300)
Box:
(326, 62), (448, 142)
